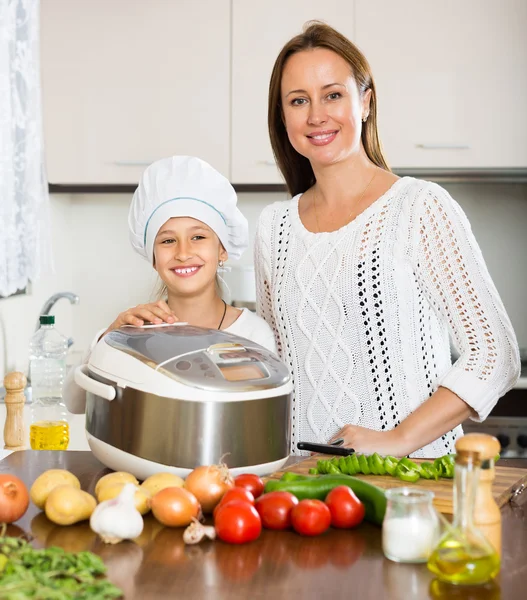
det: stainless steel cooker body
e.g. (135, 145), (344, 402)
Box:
(84, 324), (292, 469)
(85, 382), (290, 469)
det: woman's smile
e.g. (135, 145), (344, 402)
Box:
(307, 129), (339, 146)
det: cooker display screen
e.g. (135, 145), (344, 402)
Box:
(219, 363), (266, 381)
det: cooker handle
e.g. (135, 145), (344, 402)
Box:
(74, 365), (116, 401)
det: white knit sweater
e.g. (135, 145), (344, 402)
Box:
(255, 177), (520, 458)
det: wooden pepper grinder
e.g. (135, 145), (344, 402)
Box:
(3, 372), (27, 451)
(455, 432), (502, 557)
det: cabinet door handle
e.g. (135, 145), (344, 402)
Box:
(257, 160), (276, 166)
(416, 144), (470, 150)
(74, 365), (116, 401)
(112, 160), (153, 167)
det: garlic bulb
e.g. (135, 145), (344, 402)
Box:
(90, 482), (144, 544)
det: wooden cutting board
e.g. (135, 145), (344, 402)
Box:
(268, 455), (527, 514)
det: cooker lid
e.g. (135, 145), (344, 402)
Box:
(102, 324), (289, 391)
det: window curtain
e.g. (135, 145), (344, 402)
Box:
(0, 0), (52, 297)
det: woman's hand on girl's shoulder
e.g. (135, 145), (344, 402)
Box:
(105, 300), (178, 333)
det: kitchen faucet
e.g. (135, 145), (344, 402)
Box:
(35, 292), (80, 348)
(0, 292), (80, 402)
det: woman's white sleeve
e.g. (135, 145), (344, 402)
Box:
(63, 328), (106, 414)
(412, 183), (520, 421)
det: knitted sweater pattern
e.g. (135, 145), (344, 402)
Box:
(255, 177), (520, 458)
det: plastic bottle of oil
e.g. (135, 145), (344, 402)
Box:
(29, 315), (69, 450)
(427, 448), (500, 585)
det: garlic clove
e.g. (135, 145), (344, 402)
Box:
(183, 518), (217, 545)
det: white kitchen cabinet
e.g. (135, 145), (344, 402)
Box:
(355, 0), (527, 169)
(41, 0), (231, 184)
(231, 1), (356, 184)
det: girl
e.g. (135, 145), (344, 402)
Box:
(65, 155), (276, 413)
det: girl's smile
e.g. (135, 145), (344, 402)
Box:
(171, 265), (203, 277)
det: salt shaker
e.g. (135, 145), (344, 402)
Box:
(382, 487), (439, 563)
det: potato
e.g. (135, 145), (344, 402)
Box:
(140, 472), (184, 497)
(45, 485), (97, 526)
(97, 482), (151, 515)
(95, 472), (138, 497)
(30, 469), (81, 510)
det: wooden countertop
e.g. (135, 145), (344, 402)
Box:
(2, 451), (526, 600)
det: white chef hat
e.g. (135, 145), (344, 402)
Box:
(129, 156), (248, 264)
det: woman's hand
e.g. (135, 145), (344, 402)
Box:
(105, 300), (178, 334)
(329, 425), (407, 458)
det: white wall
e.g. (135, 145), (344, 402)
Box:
(1, 183), (526, 383)
(0, 194), (74, 380)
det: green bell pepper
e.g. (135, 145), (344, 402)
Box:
(433, 454), (455, 478)
(419, 461), (439, 481)
(358, 454), (371, 475)
(371, 452), (386, 476)
(384, 456), (399, 476)
(394, 457), (421, 483)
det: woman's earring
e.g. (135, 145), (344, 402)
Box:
(218, 260), (224, 268)
(362, 115), (368, 123)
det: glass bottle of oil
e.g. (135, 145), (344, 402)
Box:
(427, 449), (500, 585)
(29, 315), (70, 450)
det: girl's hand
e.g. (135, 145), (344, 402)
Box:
(105, 300), (178, 333)
(329, 424), (407, 457)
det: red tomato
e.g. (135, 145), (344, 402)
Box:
(213, 487), (255, 519)
(215, 500), (262, 544)
(325, 486), (365, 529)
(254, 491), (299, 530)
(234, 474), (264, 499)
(291, 499), (331, 537)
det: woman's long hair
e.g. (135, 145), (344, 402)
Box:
(268, 21), (390, 197)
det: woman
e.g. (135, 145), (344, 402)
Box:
(255, 22), (520, 457)
(65, 155), (276, 413)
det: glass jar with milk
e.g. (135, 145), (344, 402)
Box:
(382, 487), (440, 563)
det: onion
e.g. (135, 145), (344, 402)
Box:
(151, 487), (201, 527)
(0, 474), (30, 524)
(184, 463), (234, 513)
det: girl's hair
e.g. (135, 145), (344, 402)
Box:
(268, 21), (390, 197)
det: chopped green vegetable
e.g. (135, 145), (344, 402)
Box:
(327, 462), (341, 475)
(338, 456), (349, 474)
(419, 462), (439, 481)
(394, 458), (421, 483)
(433, 454), (455, 478)
(308, 452), (459, 482)
(0, 530), (122, 600)
(358, 454), (371, 475)
(370, 453), (386, 476)
(384, 456), (399, 476)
